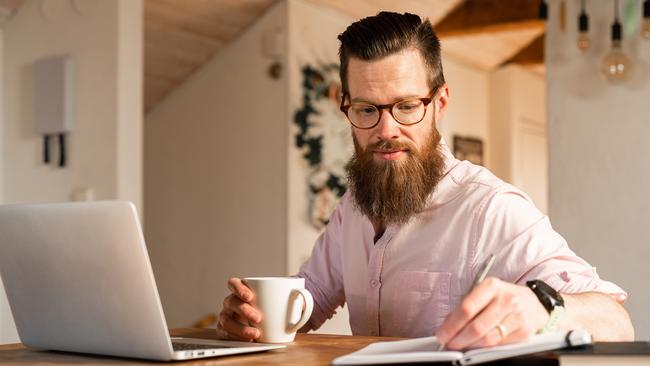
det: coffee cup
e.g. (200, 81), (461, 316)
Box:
(242, 277), (313, 343)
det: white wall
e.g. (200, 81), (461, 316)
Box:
(0, 27), (17, 346)
(117, 1), (143, 214)
(440, 57), (491, 168)
(2, 0), (142, 208)
(0, 0), (142, 344)
(489, 67), (515, 183)
(0, 27), (3, 203)
(286, 0), (351, 280)
(144, 1), (289, 328)
(546, 0), (650, 339)
(0, 279), (17, 345)
(286, 0), (354, 335)
(490, 65), (547, 212)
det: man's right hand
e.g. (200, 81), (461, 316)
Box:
(215, 277), (263, 341)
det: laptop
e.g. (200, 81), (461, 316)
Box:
(0, 201), (285, 360)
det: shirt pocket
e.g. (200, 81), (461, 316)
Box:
(390, 271), (451, 337)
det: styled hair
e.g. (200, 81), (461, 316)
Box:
(338, 11), (445, 94)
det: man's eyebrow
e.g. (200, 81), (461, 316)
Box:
(350, 94), (423, 104)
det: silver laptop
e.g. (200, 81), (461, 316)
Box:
(0, 201), (285, 360)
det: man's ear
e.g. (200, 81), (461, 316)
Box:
(435, 84), (450, 122)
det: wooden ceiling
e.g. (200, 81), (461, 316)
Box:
(304, 0), (462, 25)
(435, 0), (545, 70)
(143, 0), (545, 112)
(0, 0), (545, 112)
(144, 0), (276, 112)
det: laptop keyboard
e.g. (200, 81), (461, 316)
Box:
(172, 342), (230, 351)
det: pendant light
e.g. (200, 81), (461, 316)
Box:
(577, 0), (590, 52)
(601, 0), (631, 83)
(538, 0), (548, 20)
(642, 0), (650, 39)
(578, 0), (588, 52)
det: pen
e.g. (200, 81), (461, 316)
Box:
(436, 253), (496, 351)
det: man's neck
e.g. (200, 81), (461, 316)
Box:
(371, 219), (386, 243)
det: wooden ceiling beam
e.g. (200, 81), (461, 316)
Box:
(435, 0), (543, 38)
(503, 33), (544, 66)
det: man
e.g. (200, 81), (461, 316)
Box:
(217, 12), (634, 349)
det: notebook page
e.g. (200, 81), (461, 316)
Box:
(332, 336), (463, 365)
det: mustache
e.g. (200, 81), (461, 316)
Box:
(365, 139), (416, 152)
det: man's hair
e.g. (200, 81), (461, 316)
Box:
(338, 12), (445, 94)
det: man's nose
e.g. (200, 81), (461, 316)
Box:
(375, 108), (401, 140)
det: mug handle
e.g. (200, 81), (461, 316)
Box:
(286, 288), (314, 334)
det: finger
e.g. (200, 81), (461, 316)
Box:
(218, 312), (260, 341)
(465, 324), (506, 350)
(233, 312), (252, 326)
(216, 326), (254, 342)
(216, 318), (252, 342)
(447, 289), (517, 349)
(437, 277), (501, 344)
(227, 277), (255, 302)
(498, 309), (535, 346)
(224, 295), (262, 324)
(466, 310), (523, 349)
(215, 324), (237, 340)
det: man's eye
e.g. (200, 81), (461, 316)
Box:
(397, 103), (420, 112)
(353, 106), (376, 115)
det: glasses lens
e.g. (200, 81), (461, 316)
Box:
(349, 103), (379, 128)
(393, 99), (425, 124)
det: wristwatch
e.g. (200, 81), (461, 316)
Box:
(526, 280), (565, 333)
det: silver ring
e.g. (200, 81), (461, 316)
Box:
(496, 324), (507, 339)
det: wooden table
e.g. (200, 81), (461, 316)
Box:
(0, 328), (393, 365)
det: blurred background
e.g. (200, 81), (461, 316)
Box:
(0, 0), (648, 342)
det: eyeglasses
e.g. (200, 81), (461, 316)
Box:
(339, 90), (436, 129)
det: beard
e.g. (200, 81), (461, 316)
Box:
(345, 126), (445, 226)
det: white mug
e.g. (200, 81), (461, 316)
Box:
(242, 277), (314, 343)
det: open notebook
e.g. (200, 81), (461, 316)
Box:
(332, 329), (592, 365)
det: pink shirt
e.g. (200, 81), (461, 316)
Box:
(296, 143), (626, 337)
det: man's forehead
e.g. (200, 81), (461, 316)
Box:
(347, 49), (426, 77)
(346, 50), (430, 103)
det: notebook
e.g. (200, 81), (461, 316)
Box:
(332, 329), (592, 365)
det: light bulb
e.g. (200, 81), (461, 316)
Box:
(601, 42), (631, 83)
(577, 32), (590, 52)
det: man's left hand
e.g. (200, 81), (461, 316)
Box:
(435, 277), (549, 350)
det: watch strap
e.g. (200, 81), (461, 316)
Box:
(526, 279), (565, 333)
(526, 279), (564, 313)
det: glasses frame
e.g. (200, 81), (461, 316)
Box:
(339, 89), (437, 130)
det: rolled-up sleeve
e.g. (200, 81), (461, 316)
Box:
(295, 201), (347, 330)
(475, 188), (627, 303)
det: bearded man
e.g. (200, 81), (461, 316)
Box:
(217, 12), (634, 349)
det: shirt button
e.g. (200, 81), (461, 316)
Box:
(370, 279), (379, 287)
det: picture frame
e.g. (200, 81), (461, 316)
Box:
(453, 135), (484, 166)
